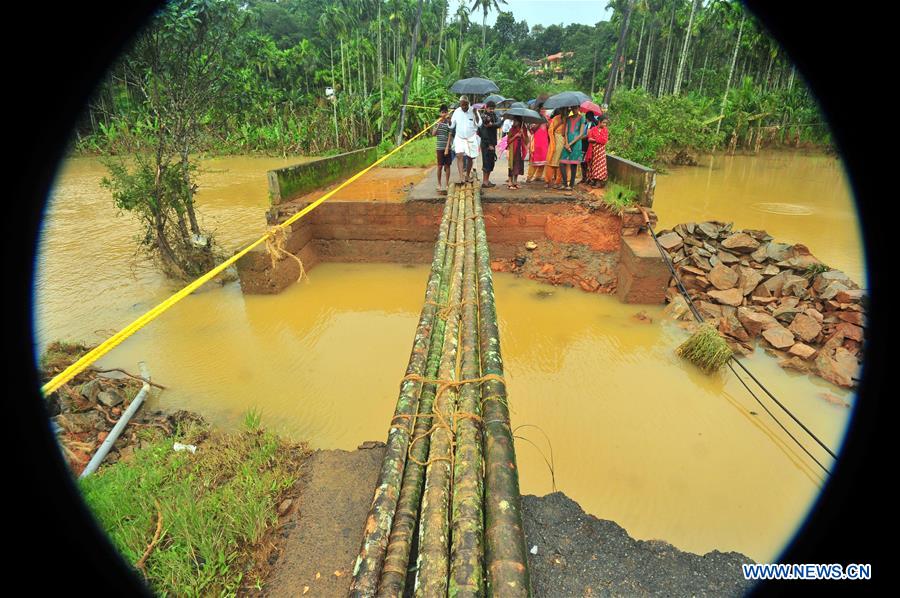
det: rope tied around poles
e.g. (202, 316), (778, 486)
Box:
(264, 225), (306, 284)
(390, 372), (506, 467)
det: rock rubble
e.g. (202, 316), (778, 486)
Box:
(659, 221), (865, 389)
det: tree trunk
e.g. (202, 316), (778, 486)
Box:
(641, 28), (653, 90)
(362, 48), (368, 98)
(397, 0), (425, 146)
(717, 14), (745, 137)
(156, 219), (186, 280)
(657, 5), (675, 97)
(673, 0), (699, 96)
(631, 16), (644, 89)
(357, 38), (363, 96)
(180, 146), (200, 236)
(331, 44), (339, 147)
(482, 9), (486, 49)
(698, 51), (709, 95)
(437, 1), (446, 67)
(603, 0), (635, 106)
(379, 4), (384, 140)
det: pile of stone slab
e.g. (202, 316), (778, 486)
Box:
(657, 221), (865, 389)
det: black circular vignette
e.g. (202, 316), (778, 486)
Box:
(740, 1), (886, 595)
(10, 1), (887, 594)
(11, 2), (162, 594)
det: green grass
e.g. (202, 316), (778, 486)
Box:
(79, 413), (306, 596)
(676, 324), (733, 373)
(601, 183), (639, 214)
(804, 262), (829, 278)
(379, 136), (437, 168)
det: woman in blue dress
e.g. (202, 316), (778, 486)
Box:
(559, 109), (587, 192)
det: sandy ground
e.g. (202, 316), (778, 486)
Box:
(261, 447), (386, 597)
(260, 447), (755, 597)
(294, 167), (429, 203)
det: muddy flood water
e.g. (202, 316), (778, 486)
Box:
(35, 151), (863, 563)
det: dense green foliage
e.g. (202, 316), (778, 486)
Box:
(76, 0), (830, 161)
(80, 416), (303, 596)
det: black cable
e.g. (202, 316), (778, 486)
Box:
(730, 357), (837, 460)
(643, 216), (837, 467)
(727, 361), (830, 475)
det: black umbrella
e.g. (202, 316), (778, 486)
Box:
(501, 106), (546, 125)
(543, 91), (591, 110)
(495, 100), (521, 116)
(482, 93), (506, 105)
(450, 77), (499, 95)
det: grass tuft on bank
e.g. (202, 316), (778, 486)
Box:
(79, 413), (308, 596)
(600, 183), (638, 214)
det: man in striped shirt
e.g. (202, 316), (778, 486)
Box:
(433, 104), (454, 194)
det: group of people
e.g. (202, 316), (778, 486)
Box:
(432, 94), (609, 194)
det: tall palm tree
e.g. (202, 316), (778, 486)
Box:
(397, 0), (425, 144)
(603, 0), (635, 105)
(470, 0), (507, 49)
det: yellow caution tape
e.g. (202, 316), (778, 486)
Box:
(41, 120), (440, 396)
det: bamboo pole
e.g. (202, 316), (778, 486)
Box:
(377, 190), (461, 598)
(350, 187), (456, 597)
(473, 185), (531, 597)
(414, 185), (468, 597)
(449, 186), (485, 597)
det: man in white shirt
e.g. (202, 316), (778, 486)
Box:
(446, 95), (482, 183)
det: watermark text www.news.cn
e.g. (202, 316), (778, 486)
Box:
(742, 563), (872, 581)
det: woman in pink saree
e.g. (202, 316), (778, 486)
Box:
(525, 120), (549, 183)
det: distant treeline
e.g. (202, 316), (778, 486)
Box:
(75, 0), (831, 163)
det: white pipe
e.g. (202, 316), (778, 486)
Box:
(80, 362), (151, 479)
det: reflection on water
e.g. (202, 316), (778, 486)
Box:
(36, 153), (862, 562)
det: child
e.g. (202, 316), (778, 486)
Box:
(433, 104), (454, 193)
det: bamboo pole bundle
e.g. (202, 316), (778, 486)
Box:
(473, 185), (532, 597)
(356, 183), (531, 596)
(350, 188), (456, 597)
(377, 188), (462, 597)
(449, 187), (485, 597)
(414, 186), (468, 597)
